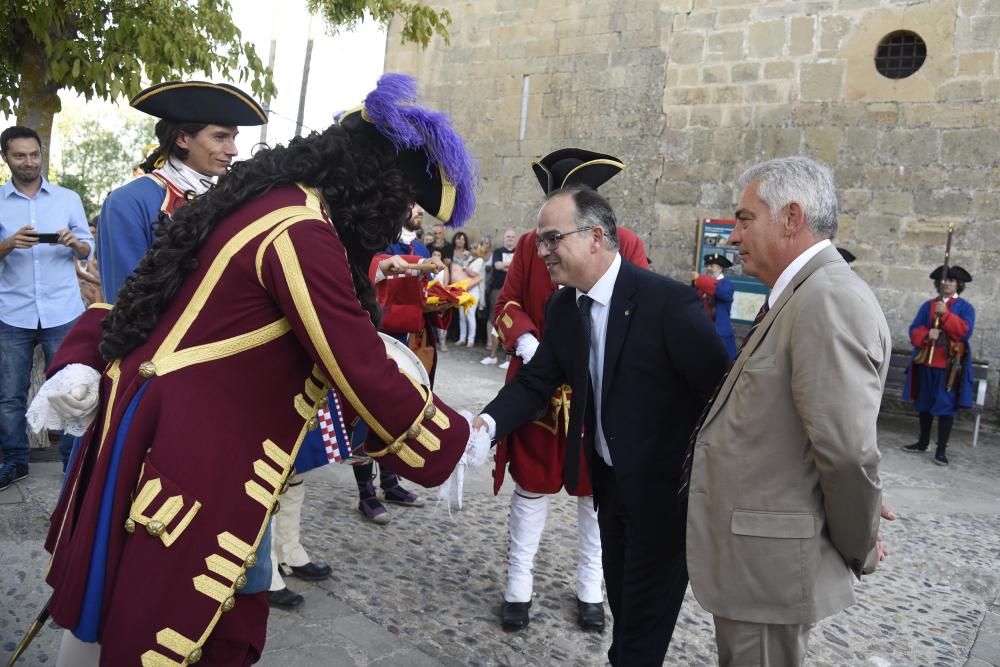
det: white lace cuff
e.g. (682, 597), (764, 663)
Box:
(26, 364), (102, 436)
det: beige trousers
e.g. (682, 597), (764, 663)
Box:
(713, 616), (814, 666)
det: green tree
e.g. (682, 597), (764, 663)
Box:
(56, 116), (156, 218)
(1, 0), (450, 174)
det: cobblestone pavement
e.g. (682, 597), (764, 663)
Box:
(1, 344), (998, 666)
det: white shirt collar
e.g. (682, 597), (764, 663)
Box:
(157, 157), (215, 196)
(577, 253), (622, 307)
(768, 239), (831, 308)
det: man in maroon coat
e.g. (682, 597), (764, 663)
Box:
(492, 149), (649, 631)
(27, 73), (478, 666)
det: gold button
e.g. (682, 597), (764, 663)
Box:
(138, 361), (156, 378)
(146, 519), (165, 537)
(423, 404), (437, 420)
(307, 417), (319, 431)
(187, 647), (203, 664)
(124, 518), (136, 534)
(407, 425), (421, 439)
(221, 596), (235, 612)
(245, 552), (258, 568)
(234, 574), (248, 590)
(317, 397), (329, 409)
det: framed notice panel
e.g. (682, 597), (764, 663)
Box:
(694, 219), (768, 324)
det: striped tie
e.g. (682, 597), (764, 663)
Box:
(677, 300), (769, 498)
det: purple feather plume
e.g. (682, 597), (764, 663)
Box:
(363, 73), (478, 227)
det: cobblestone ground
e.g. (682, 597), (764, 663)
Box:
(1, 344), (998, 666)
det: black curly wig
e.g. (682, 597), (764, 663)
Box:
(100, 124), (413, 359)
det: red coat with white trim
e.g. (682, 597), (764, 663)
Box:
(491, 227), (649, 495)
(44, 185), (469, 665)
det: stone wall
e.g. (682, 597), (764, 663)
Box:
(384, 0), (1000, 425)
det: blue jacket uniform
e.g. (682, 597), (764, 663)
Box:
(903, 296), (975, 415)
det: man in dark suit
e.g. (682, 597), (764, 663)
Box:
(474, 185), (729, 665)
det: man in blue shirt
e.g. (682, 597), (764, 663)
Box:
(0, 126), (93, 491)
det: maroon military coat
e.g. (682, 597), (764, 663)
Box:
(45, 185), (469, 664)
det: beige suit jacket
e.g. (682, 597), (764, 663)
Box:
(686, 245), (890, 625)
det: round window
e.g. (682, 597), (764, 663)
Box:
(874, 30), (927, 79)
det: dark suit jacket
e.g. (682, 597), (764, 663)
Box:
(485, 258), (729, 527)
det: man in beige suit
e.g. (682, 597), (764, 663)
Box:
(685, 156), (890, 665)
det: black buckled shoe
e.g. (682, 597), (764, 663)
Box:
(267, 587), (304, 610)
(285, 562), (332, 581)
(901, 442), (928, 453)
(501, 599), (531, 631)
(934, 448), (949, 466)
(577, 598), (605, 631)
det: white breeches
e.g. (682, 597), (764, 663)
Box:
(505, 482), (603, 604)
(269, 475), (310, 591)
(57, 630), (100, 666)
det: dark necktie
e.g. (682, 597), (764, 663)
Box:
(678, 300), (769, 498)
(564, 295), (594, 492)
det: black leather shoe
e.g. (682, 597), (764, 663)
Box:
(267, 587), (304, 610)
(501, 600), (531, 630)
(934, 448), (949, 466)
(286, 561), (332, 581)
(577, 598), (605, 631)
(901, 442), (928, 453)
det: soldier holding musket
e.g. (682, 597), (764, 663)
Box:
(902, 225), (976, 466)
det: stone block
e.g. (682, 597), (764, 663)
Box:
(843, 127), (879, 164)
(790, 16), (815, 56)
(799, 62), (844, 100)
(665, 106), (690, 128)
(871, 191), (914, 217)
(661, 181), (701, 205)
(732, 62), (759, 82)
(958, 15), (1000, 50)
(706, 30), (744, 60)
(879, 129), (940, 166)
(819, 15), (852, 52)
(690, 107), (723, 127)
(754, 104), (792, 127)
(685, 10), (717, 30)
(827, 104), (866, 127)
(678, 65), (700, 85)
(865, 103), (899, 127)
(712, 85), (744, 104)
(763, 61), (795, 80)
(941, 129), (1000, 165)
(956, 51), (995, 76)
(747, 82), (788, 103)
(887, 266), (932, 291)
(804, 127), (842, 163)
(913, 189), (974, 218)
(717, 8), (751, 25)
(854, 212), (902, 243)
(840, 189), (873, 213)
(702, 64), (729, 84)
(937, 80), (984, 102)
(791, 103), (824, 125)
(748, 19), (786, 58)
(669, 32), (706, 64)
(759, 128), (802, 157)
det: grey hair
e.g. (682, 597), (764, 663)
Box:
(737, 156), (838, 239)
(548, 184), (620, 250)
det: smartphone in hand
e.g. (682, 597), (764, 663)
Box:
(35, 232), (60, 244)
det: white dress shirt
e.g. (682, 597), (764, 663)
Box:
(767, 239), (831, 309)
(577, 253), (622, 466)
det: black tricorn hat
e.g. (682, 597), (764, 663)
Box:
(130, 81), (267, 126)
(930, 265), (972, 282)
(532, 148), (624, 195)
(837, 247), (856, 264)
(703, 252), (733, 269)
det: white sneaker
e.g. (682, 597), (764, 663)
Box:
(466, 340), (475, 347)
(480, 356), (497, 365)
(498, 360), (510, 370)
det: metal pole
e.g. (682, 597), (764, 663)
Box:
(295, 14), (315, 138)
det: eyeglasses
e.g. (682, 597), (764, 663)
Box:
(534, 226), (595, 251)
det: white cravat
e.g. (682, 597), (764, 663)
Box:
(576, 253), (622, 466)
(157, 158), (215, 196)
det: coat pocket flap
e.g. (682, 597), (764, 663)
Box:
(731, 509), (815, 539)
